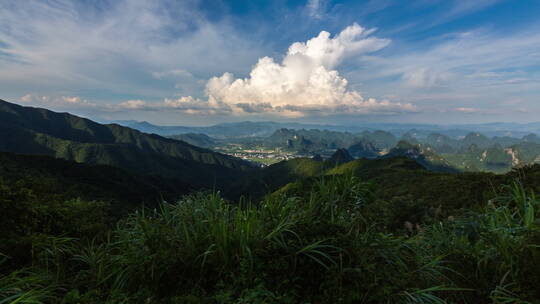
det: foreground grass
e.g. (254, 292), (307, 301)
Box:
(1, 175), (539, 303)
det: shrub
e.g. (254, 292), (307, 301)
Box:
(2, 175), (539, 303)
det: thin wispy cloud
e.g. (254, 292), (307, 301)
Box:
(346, 28), (540, 118)
(306, 0), (328, 19)
(0, 0), (262, 99)
(0, 0), (538, 124)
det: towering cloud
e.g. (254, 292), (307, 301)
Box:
(175, 23), (415, 116)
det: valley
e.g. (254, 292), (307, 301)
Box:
(214, 145), (308, 166)
(153, 121), (540, 172)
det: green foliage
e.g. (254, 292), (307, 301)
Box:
(0, 151), (193, 213)
(0, 267), (58, 304)
(417, 180), (540, 302)
(0, 178), (110, 269)
(2, 145), (540, 302)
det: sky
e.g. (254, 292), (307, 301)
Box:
(1, 0), (539, 126)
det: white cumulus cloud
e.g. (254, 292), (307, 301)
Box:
(177, 23), (416, 117)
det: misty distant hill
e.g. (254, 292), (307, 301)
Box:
(114, 120), (343, 138)
(113, 119), (540, 139)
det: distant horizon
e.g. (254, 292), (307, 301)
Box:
(109, 118), (540, 129)
(5, 98), (540, 132)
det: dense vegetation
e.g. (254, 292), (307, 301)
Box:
(233, 152), (540, 205)
(0, 151), (194, 213)
(2, 166), (540, 303)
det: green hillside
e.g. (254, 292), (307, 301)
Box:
(169, 133), (216, 148)
(0, 151), (196, 267)
(0, 99), (253, 188)
(347, 139), (380, 158)
(235, 147), (540, 212)
(383, 140), (458, 172)
(231, 150), (447, 200)
(0, 151), (192, 213)
(230, 157), (328, 199)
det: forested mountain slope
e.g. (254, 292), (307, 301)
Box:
(0, 99), (254, 188)
(0, 151), (193, 213)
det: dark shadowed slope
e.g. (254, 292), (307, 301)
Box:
(0, 99), (255, 189)
(0, 151), (193, 214)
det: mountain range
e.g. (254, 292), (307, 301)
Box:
(194, 126), (540, 173)
(3, 98), (540, 199)
(113, 119), (540, 139)
(0, 99), (253, 190)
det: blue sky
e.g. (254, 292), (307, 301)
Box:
(1, 0), (539, 125)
